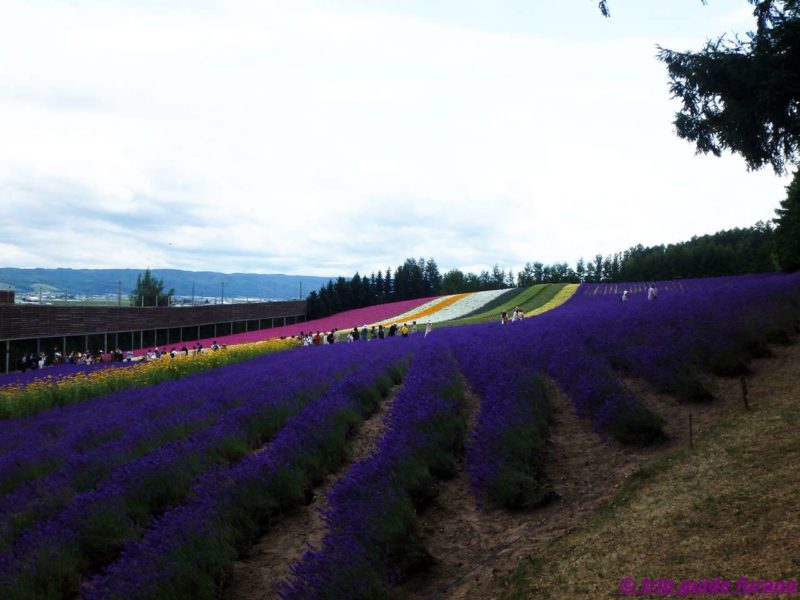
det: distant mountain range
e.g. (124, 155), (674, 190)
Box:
(0, 268), (336, 301)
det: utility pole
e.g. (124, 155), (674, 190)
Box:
(38, 285), (42, 305)
(191, 281), (195, 306)
(117, 280), (122, 307)
(221, 281), (225, 305)
(299, 281), (303, 300)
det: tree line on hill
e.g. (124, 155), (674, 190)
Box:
(305, 221), (783, 319)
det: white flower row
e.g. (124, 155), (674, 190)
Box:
(373, 294), (460, 325)
(425, 289), (510, 323)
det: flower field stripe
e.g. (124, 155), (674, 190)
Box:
(570, 274), (800, 402)
(423, 289), (510, 323)
(368, 296), (449, 325)
(452, 286), (526, 320)
(378, 292), (473, 325)
(0, 344), (373, 598)
(441, 283), (563, 327)
(446, 330), (553, 509)
(440, 291), (666, 446)
(0, 338), (297, 420)
(466, 283), (552, 319)
(523, 283), (578, 316)
(0, 362), (134, 392)
(0, 399), (224, 551)
(83, 344), (412, 600)
(280, 340), (467, 599)
(122, 296), (440, 355)
(0, 343), (309, 498)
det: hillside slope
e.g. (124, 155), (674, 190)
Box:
(501, 343), (800, 599)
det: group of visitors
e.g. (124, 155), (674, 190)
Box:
(298, 320), (433, 346)
(16, 348), (119, 371)
(140, 342), (226, 361)
(500, 307), (525, 325)
(14, 339), (231, 372)
(621, 284), (658, 302)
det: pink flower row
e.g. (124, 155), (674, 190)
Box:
(133, 296), (438, 356)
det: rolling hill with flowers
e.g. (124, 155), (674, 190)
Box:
(0, 273), (799, 599)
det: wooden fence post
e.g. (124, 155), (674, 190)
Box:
(740, 376), (750, 410)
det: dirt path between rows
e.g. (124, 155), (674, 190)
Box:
(224, 385), (401, 600)
(394, 344), (797, 599)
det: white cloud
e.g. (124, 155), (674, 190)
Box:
(0, 0), (788, 276)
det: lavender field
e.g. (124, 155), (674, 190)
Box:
(0, 273), (798, 599)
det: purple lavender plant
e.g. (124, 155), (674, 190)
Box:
(281, 339), (465, 599)
(83, 343), (411, 600)
(0, 342), (380, 598)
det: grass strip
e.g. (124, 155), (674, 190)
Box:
(444, 284), (566, 327)
(455, 288), (525, 320)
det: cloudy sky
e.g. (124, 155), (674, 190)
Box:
(0, 0), (789, 277)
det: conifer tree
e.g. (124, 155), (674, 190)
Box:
(774, 170), (800, 271)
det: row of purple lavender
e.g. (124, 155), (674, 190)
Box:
(281, 338), (464, 599)
(83, 341), (411, 599)
(451, 272), (800, 511)
(282, 273), (800, 597)
(0, 273), (796, 598)
(0, 340), (409, 598)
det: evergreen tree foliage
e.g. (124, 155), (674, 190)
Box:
(442, 269), (465, 294)
(604, 0), (800, 173)
(129, 268), (174, 307)
(774, 170), (800, 271)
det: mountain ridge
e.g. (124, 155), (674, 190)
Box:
(0, 268), (335, 300)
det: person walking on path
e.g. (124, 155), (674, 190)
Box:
(401, 323), (409, 337)
(647, 284), (657, 301)
(424, 321), (433, 338)
(621, 290), (629, 302)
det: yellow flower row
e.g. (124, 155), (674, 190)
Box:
(527, 284), (579, 316)
(378, 292), (473, 326)
(0, 338), (298, 419)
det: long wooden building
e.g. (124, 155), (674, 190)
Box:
(0, 301), (306, 373)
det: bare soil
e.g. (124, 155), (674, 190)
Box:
(224, 386), (401, 600)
